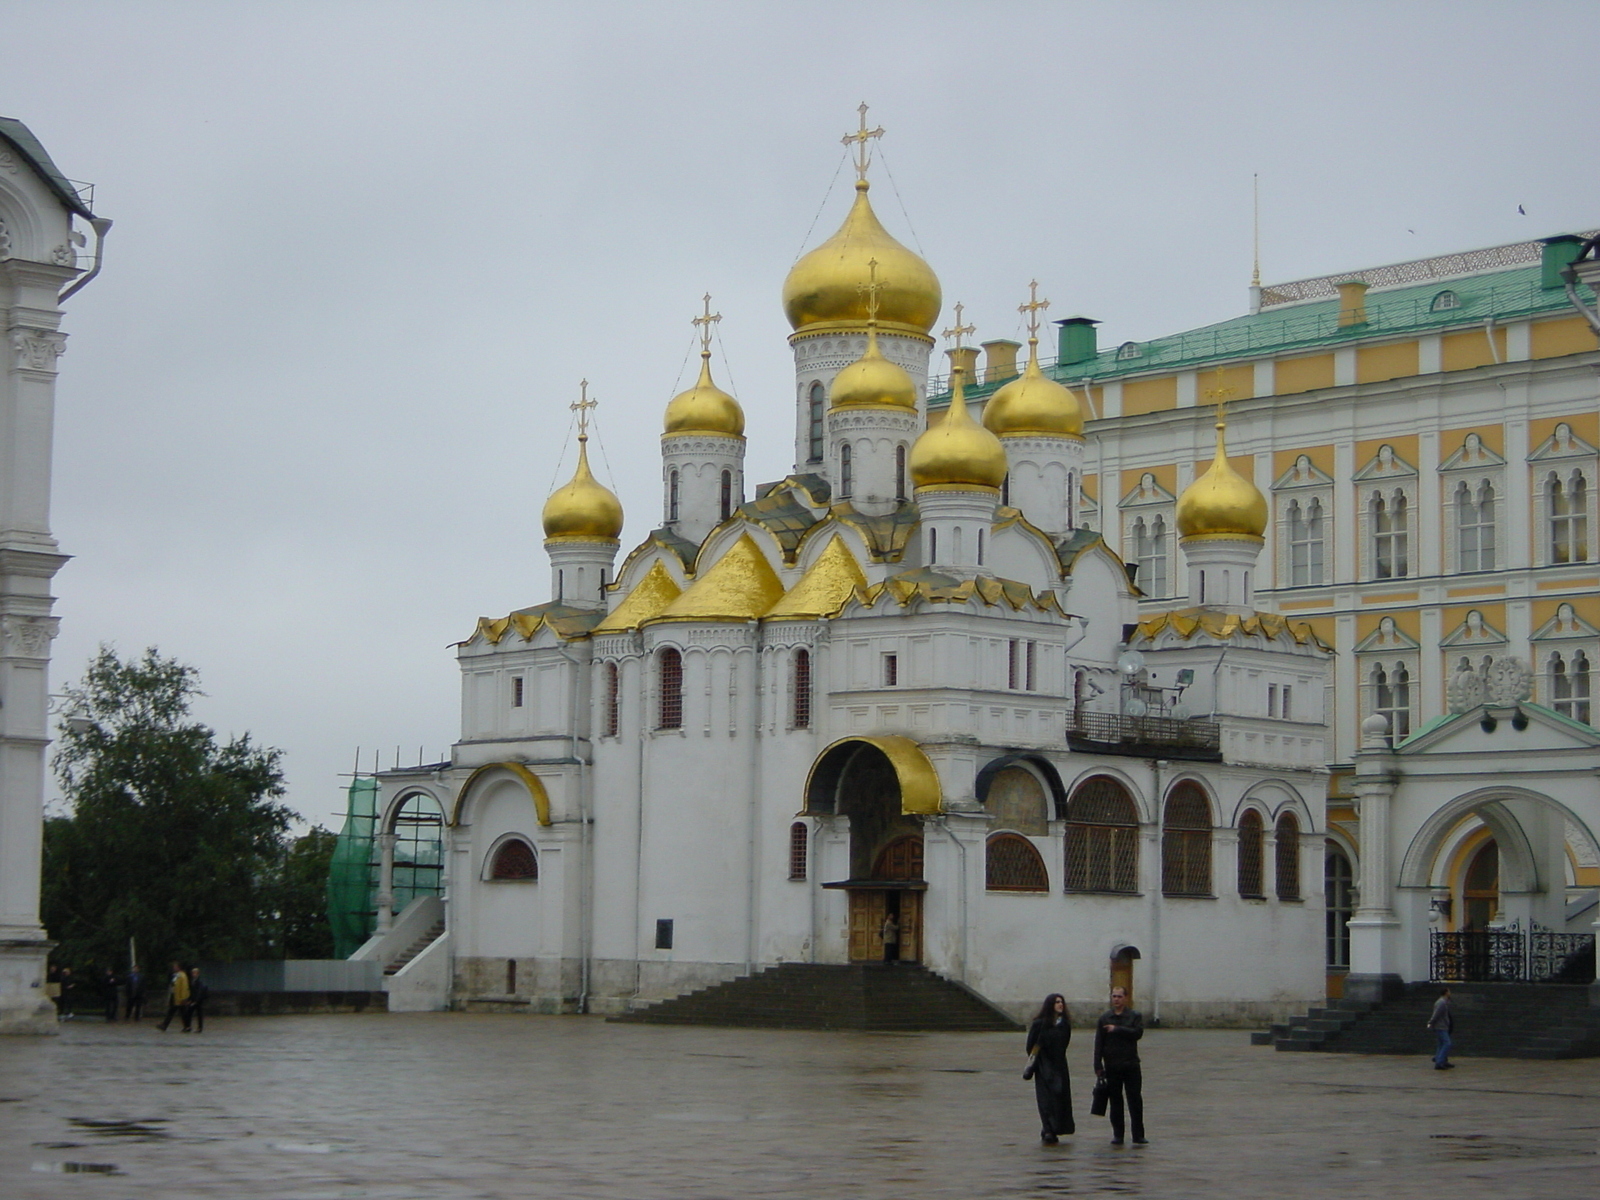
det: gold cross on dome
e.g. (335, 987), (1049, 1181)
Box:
(841, 102), (885, 182)
(570, 379), (597, 439)
(1202, 366), (1237, 420)
(691, 293), (721, 355)
(856, 258), (887, 323)
(1018, 279), (1050, 340)
(942, 302), (976, 352)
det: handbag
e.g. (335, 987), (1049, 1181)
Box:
(1090, 1076), (1110, 1116)
(1022, 1049), (1038, 1081)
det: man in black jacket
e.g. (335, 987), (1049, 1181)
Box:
(1093, 986), (1146, 1145)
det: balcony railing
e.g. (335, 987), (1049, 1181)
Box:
(1066, 710), (1222, 762)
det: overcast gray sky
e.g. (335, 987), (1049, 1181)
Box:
(4, 0), (1595, 829)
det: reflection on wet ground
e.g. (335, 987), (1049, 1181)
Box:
(0, 1014), (1595, 1198)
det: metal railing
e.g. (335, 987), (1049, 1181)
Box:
(1430, 923), (1596, 983)
(1066, 710), (1221, 760)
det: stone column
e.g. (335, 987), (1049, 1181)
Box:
(1345, 714), (1404, 1003)
(374, 833), (398, 935)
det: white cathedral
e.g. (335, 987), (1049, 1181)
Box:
(364, 121), (1334, 1025)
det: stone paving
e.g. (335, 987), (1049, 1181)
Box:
(1, 1012), (1596, 1198)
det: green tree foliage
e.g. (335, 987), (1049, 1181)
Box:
(44, 647), (296, 970)
(262, 827), (339, 959)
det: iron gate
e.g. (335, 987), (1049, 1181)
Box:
(1430, 921), (1596, 983)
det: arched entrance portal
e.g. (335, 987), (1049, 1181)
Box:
(1461, 839), (1499, 931)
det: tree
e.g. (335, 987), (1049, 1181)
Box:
(44, 647), (295, 971)
(261, 827), (339, 959)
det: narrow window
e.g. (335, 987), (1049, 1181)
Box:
(1551, 470), (1590, 563)
(840, 442), (853, 498)
(657, 648), (683, 730)
(1001, 473), (1010, 507)
(1575, 651), (1593, 724)
(929, 527), (938, 562)
(1288, 498), (1326, 587)
(1008, 640), (1020, 690)
(788, 822), (809, 880)
(1457, 479), (1496, 572)
(1237, 810), (1264, 897)
(655, 919), (674, 950)
(604, 662), (620, 737)
(1267, 683), (1278, 718)
(512, 676), (525, 708)
(1025, 641), (1037, 692)
(1275, 811), (1301, 900)
(1325, 847), (1353, 968)
(557, 568), (565, 600)
(1161, 782), (1212, 896)
(977, 528), (985, 566)
(807, 383), (825, 463)
(1134, 515), (1168, 597)
(792, 648), (812, 729)
(1372, 661), (1411, 740)
(668, 469), (680, 523)
(895, 445), (906, 500)
(720, 469), (733, 521)
(1282, 684), (1293, 720)
(883, 653), (899, 687)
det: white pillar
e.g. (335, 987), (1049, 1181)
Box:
(1345, 714), (1404, 1003)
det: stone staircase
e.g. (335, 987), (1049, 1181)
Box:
(610, 963), (1022, 1031)
(1254, 982), (1600, 1059)
(383, 920), (445, 977)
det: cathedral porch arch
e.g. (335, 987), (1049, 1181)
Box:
(1394, 786), (1584, 895)
(804, 735), (942, 817)
(449, 762), (553, 828)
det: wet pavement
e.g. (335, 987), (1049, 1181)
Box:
(1, 1012), (1596, 1198)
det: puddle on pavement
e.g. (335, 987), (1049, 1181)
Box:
(31, 1162), (122, 1175)
(1429, 1133), (1592, 1162)
(69, 1116), (170, 1140)
(33, 1141), (86, 1149)
(267, 1142), (334, 1154)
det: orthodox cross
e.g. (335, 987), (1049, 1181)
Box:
(842, 102), (885, 183)
(1203, 365), (1237, 424)
(571, 379), (597, 440)
(1018, 279), (1050, 340)
(691, 292), (721, 355)
(942, 301), (976, 352)
(856, 258), (886, 323)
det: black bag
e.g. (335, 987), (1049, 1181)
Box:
(1090, 1077), (1110, 1116)
(1022, 1051), (1038, 1081)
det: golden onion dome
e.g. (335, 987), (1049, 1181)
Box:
(981, 337), (1083, 438)
(909, 367), (1007, 491)
(1176, 419), (1267, 540)
(663, 352), (745, 438)
(542, 438), (624, 542)
(829, 324), (917, 410)
(782, 181), (941, 335)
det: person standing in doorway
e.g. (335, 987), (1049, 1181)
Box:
(188, 967), (209, 1033)
(1025, 994), (1074, 1143)
(1093, 985), (1146, 1145)
(880, 912), (899, 964)
(157, 962), (190, 1032)
(1428, 987), (1454, 1069)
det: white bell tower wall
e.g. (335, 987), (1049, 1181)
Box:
(1000, 435), (1085, 535)
(791, 328), (932, 480)
(662, 433), (744, 546)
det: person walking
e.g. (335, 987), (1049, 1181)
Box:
(1093, 985), (1146, 1146)
(157, 962), (190, 1032)
(59, 966), (76, 1021)
(102, 967), (120, 1022)
(1428, 987), (1455, 1069)
(45, 964), (63, 1020)
(124, 966), (145, 1022)
(188, 967), (209, 1033)
(880, 912), (899, 965)
(1025, 994), (1074, 1144)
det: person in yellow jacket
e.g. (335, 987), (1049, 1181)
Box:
(157, 961), (191, 1032)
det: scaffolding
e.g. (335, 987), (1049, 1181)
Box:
(327, 777), (379, 959)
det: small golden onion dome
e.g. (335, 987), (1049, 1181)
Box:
(829, 324), (917, 410)
(909, 368), (1007, 491)
(1176, 420), (1267, 540)
(542, 438), (623, 542)
(981, 338), (1083, 438)
(663, 353), (745, 438)
(782, 181), (941, 335)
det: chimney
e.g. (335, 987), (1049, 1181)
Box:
(981, 339), (1020, 385)
(946, 345), (980, 385)
(1336, 280), (1370, 328)
(1541, 234), (1585, 290)
(1056, 317), (1100, 365)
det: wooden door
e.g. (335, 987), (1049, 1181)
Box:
(849, 890), (887, 962)
(898, 891), (922, 963)
(1110, 953), (1134, 1004)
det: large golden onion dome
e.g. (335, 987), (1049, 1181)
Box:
(663, 352), (745, 438)
(909, 366), (1007, 491)
(829, 323), (917, 410)
(982, 337), (1083, 438)
(1176, 417), (1267, 540)
(542, 438), (623, 542)
(782, 181), (941, 335)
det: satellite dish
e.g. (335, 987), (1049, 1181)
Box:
(1123, 696), (1149, 718)
(1171, 702), (1192, 721)
(1117, 650), (1146, 676)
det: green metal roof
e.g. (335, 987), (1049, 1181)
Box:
(0, 116), (95, 218)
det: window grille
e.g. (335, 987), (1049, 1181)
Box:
(1064, 776), (1140, 893)
(1371, 489), (1409, 578)
(1287, 497), (1325, 586)
(604, 662), (620, 737)
(1133, 515), (1168, 597)
(1275, 811), (1301, 899)
(512, 676), (525, 708)
(1372, 661), (1412, 739)
(807, 383), (825, 463)
(788, 822), (808, 880)
(792, 648), (812, 729)
(1237, 810), (1265, 897)
(1456, 479), (1496, 571)
(986, 833), (1049, 892)
(668, 469), (680, 522)
(720, 469), (733, 520)
(1161, 782), (1212, 895)
(1549, 470), (1590, 563)
(490, 839), (538, 880)
(657, 648), (683, 730)
(1325, 847), (1353, 968)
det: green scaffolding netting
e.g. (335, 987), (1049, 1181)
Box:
(327, 777), (379, 959)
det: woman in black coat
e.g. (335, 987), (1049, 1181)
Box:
(1025, 993), (1074, 1143)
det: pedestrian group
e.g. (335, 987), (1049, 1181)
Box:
(1024, 985), (1146, 1147)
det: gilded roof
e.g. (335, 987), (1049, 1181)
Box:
(858, 567), (1068, 617)
(765, 535), (868, 620)
(593, 561), (683, 633)
(736, 482), (825, 562)
(471, 601), (604, 645)
(663, 352), (745, 438)
(1176, 419), (1268, 541)
(1133, 608), (1333, 651)
(654, 533), (785, 623)
(827, 501), (919, 562)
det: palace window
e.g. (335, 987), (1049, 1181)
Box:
(986, 833), (1050, 892)
(720, 469), (733, 521)
(1132, 514), (1168, 597)
(668, 469), (680, 523)
(1325, 846), (1353, 968)
(1286, 497), (1325, 587)
(657, 648), (683, 730)
(1065, 776), (1140, 894)
(1370, 489), (1409, 579)
(792, 647), (812, 729)
(1549, 649), (1592, 724)
(1455, 479), (1496, 572)
(1371, 661), (1412, 740)
(1237, 810), (1265, 898)
(1161, 782), (1212, 896)
(604, 662), (620, 737)
(1275, 812), (1301, 900)
(839, 442), (853, 498)
(807, 383), (825, 463)
(1548, 469), (1590, 564)
(788, 822), (808, 880)
(489, 839), (538, 881)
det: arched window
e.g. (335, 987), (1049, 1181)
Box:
(928, 527), (938, 562)
(1549, 649), (1592, 724)
(657, 648), (683, 730)
(391, 793), (445, 908)
(895, 445), (907, 500)
(1456, 479), (1496, 571)
(977, 528), (985, 566)
(604, 661), (620, 737)
(1325, 845), (1353, 968)
(1237, 810), (1265, 897)
(1371, 489), (1409, 578)
(1275, 811), (1301, 900)
(489, 838), (538, 881)
(986, 833), (1049, 892)
(807, 383), (825, 463)
(668, 469), (680, 523)
(1372, 661), (1412, 739)
(792, 647), (812, 729)
(1161, 782), (1212, 896)
(1430, 289), (1460, 312)
(840, 442), (853, 498)
(1287, 497), (1325, 586)
(788, 822), (808, 880)
(1064, 776), (1140, 893)
(1549, 469), (1590, 563)
(720, 469), (733, 520)
(1133, 515), (1167, 597)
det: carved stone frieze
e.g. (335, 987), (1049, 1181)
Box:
(10, 327), (66, 372)
(0, 615), (60, 659)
